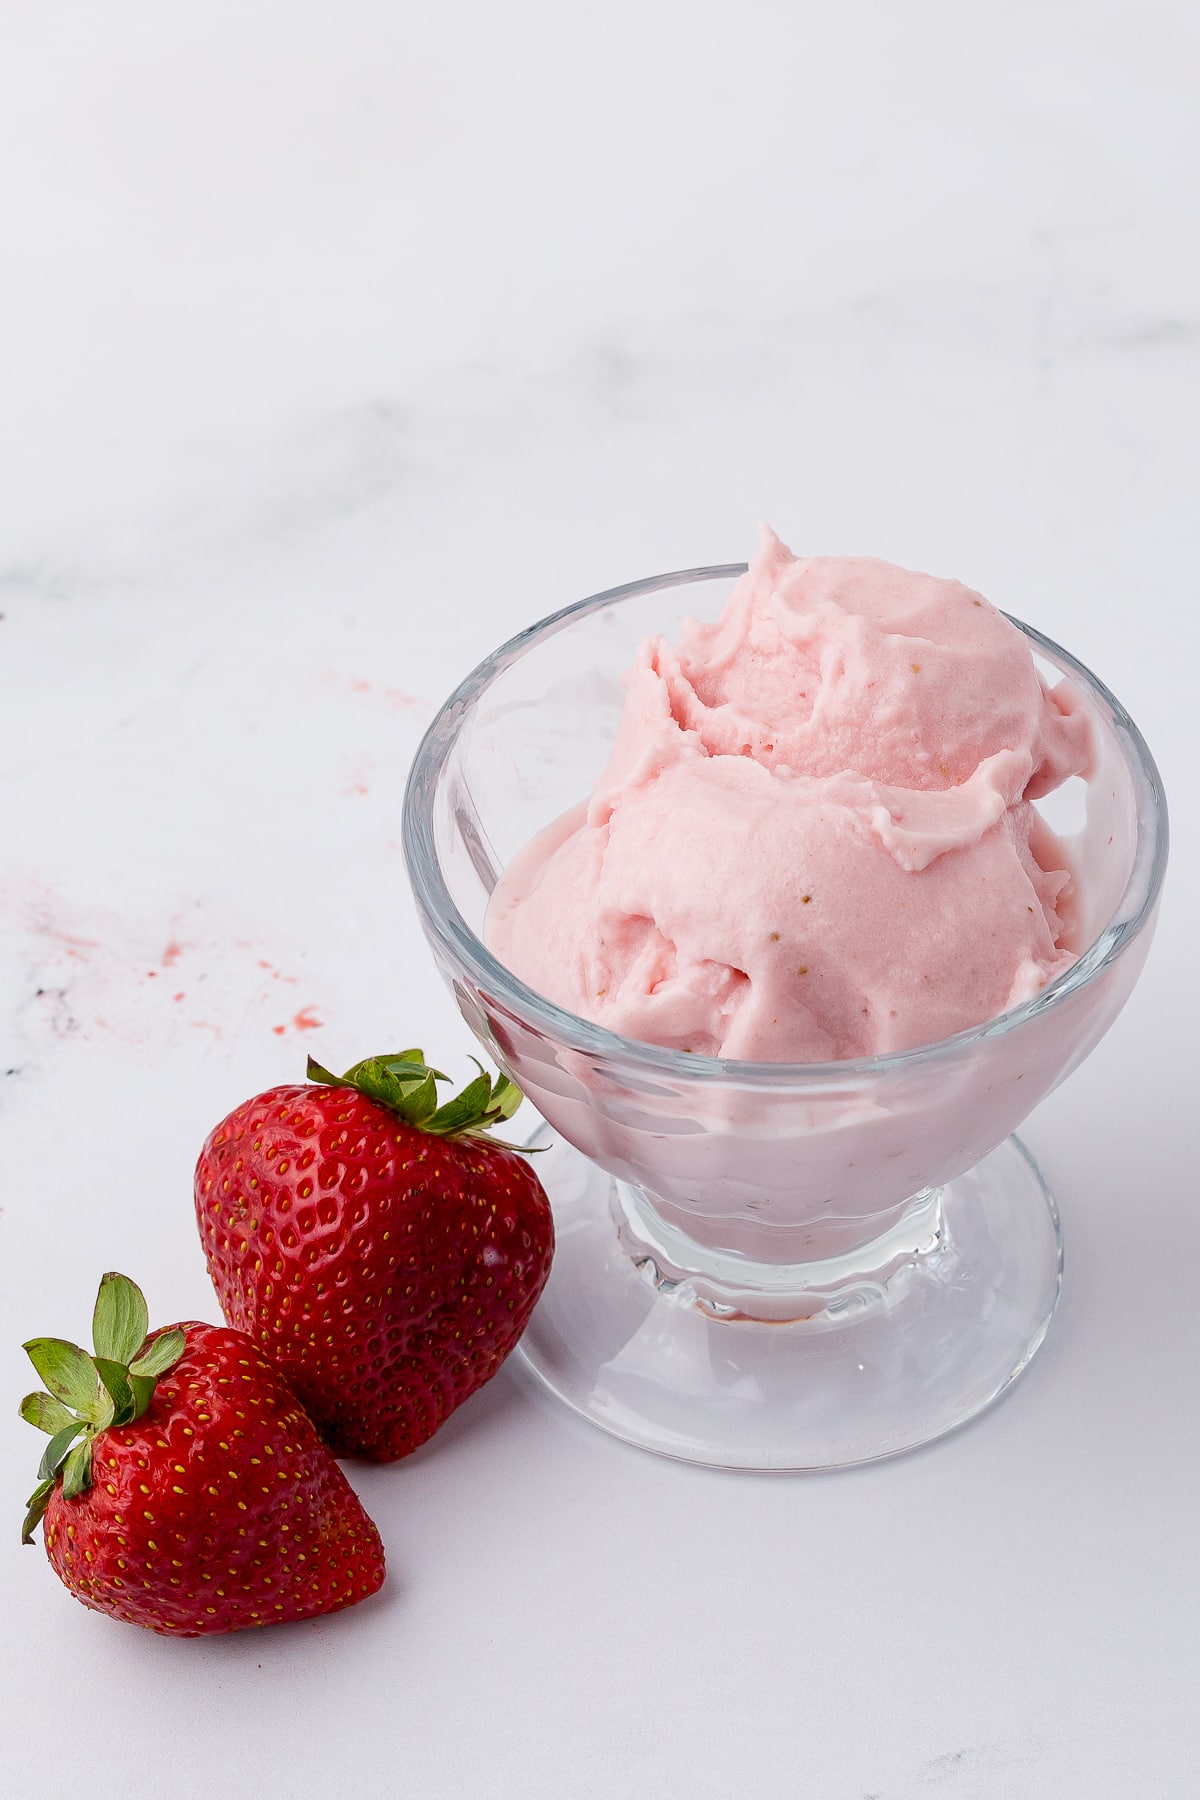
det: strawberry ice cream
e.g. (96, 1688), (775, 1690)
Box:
(486, 528), (1094, 1062)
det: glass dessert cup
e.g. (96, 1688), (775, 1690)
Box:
(403, 566), (1167, 1470)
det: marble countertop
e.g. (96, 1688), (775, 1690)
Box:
(2, 5), (1196, 1797)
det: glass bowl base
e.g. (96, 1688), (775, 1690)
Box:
(514, 1126), (1063, 1470)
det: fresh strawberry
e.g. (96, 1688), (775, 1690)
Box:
(20, 1272), (385, 1635)
(194, 1052), (554, 1461)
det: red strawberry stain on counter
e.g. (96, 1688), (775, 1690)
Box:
(272, 1007), (323, 1037)
(335, 671), (423, 711)
(8, 882), (323, 1052)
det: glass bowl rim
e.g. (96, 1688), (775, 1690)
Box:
(402, 562), (1168, 1088)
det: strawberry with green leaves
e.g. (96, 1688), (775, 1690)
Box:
(194, 1051), (554, 1461)
(20, 1273), (385, 1635)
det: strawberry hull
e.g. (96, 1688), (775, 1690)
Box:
(41, 1324), (386, 1635)
(194, 1082), (554, 1461)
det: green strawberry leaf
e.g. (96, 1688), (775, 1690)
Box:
(92, 1272), (150, 1366)
(425, 1062), (529, 1140)
(37, 1423), (83, 1484)
(21, 1480), (54, 1546)
(376, 1050), (444, 1079)
(19, 1392), (77, 1436)
(23, 1339), (102, 1420)
(392, 1071), (442, 1126)
(60, 1438), (93, 1502)
(94, 1357), (135, 1426)
(427, 1072), (494, 1136)
(488, 1074), (523, 1123)
(129, 1327), (186, 1382)
(128, 1371), (156, 1416)
(357, 1058), (445, 1110)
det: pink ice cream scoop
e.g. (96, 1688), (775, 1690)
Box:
(486, 528), (1094, 1062)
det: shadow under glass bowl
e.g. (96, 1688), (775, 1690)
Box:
(403, 565), (1167, 1470)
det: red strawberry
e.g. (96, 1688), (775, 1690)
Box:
(194, 1051), (554, 1461)
(20, 1272), (385, 1635)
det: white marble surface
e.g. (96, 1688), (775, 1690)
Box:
(2, 4), (1196, 1796)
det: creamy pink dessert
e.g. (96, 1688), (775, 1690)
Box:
(487, 528), (1094, 1062)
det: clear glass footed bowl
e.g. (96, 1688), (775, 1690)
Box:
(403, 565), (1167, 1469)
